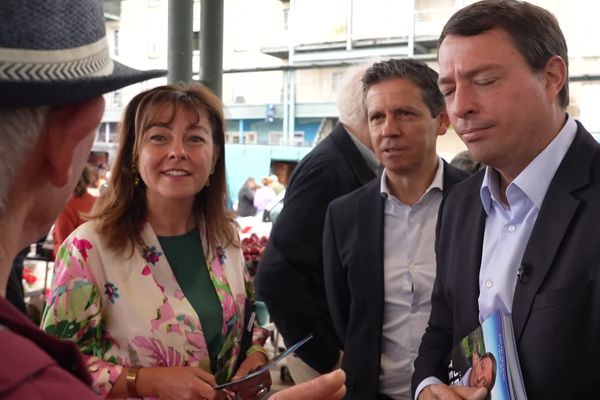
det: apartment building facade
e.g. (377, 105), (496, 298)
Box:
(98, 0), (600, 199)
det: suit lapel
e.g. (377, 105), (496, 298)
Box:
(513, 125), (596, 340)
(357, 182), (386, 336)
(439, 162), (481, 331)
(442, 160), (468, 191)
(458, 189), (486, 330)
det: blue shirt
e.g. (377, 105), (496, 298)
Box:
(478, 115), (576, 322)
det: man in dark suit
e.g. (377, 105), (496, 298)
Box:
(255, 63), (378, 381)
(236, 177), (258, 217)
(413, 1), (600, 399)
(323, 59), (467, 400)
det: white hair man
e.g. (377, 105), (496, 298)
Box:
(256, 62), (379, 383)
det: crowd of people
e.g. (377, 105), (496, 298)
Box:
(1, 0), (600, 399)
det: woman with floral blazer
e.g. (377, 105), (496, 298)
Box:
(42, 83), (270, 400)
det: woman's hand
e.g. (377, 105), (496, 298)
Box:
(137, 366), (220, 400)
(227, 351), (272, 399)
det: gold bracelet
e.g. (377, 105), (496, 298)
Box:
(126, 366), (141, 398)
(246, 345), (269, 360)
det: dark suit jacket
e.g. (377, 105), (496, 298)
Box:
(237, 185), (256, 217)
(323, 162), (467, 399)
(255, 123), (377, 372)
(413, 122), (600, 399)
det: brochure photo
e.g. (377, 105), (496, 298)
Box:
(214, 334), (313, 390)
(447, 311), (527, 400)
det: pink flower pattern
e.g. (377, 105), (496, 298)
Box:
(72, 237), (93, 260)
(41, 221), (270, 398)
(132, 336), (184, 367)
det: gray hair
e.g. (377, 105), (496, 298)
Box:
(0, 106), (48, 214)
(336, 62), (372, 133)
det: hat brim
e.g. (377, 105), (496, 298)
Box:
(0, 61), (166, 108)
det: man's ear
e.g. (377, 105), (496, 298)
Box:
(436, 110), (450, 136)
(43, 97), (105, 187)
(544, 55), (568, 103)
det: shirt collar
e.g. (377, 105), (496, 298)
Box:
(380, 157), (445, 199)
(480, 114), (577, 213)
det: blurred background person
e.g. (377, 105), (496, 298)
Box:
(237, 176), (258, 217)
(52, 163), (98, 258)
(41, 83), (271, 400)
(253, 176), (276, 213)
(269, 174), (285, 195)
(449, 150), (483, 175)
(255, 62), (378, 384)
(6, 247), (31, 315)
(99, 170), (111, 195)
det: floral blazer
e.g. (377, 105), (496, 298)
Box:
(41, 221), (269, 397)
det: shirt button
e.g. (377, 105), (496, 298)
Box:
(508, 225), (516, 232)
(485, 279), (493, 288)
(408, 263), (415, 270)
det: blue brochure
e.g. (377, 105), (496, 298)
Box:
(214, 334), (313, 390)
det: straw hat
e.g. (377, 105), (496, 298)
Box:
(0, 0), (166, 108)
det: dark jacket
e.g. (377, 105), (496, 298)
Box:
(0, 296), (96, 399)
(255, 123), (376, 372)
(237, 185), (257, 217)
(412, 122), (600, 399)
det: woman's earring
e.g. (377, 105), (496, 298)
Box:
(131, 163), (140, 187)
(205, 167), (215, 188)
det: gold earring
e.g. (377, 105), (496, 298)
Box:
(205, 167), (215, 188)
(131, 163), (140, 187)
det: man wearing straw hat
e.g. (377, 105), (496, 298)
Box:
(0, 0), (164, 397)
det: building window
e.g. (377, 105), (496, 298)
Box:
(111, 90), (122, 107)
(331, 71), (343, 92)
(147, 40), (160, 59)
(97, 122), (118, 143)
(283, 8), (289, 30)
(226, 131), (257, 145)
(113, 29), (119, 56)
(268, 131), (305, 146)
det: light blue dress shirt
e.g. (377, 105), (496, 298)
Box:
(478, 116), (576, 321)
(380, 159), (444, 399)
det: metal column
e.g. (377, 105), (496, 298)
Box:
(167, 0), (193, 84)
(199, 0), (224, 98)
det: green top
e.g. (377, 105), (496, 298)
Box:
(158, 228), (224, 369)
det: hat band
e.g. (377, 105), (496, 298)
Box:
(0, 37), (114, 82)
